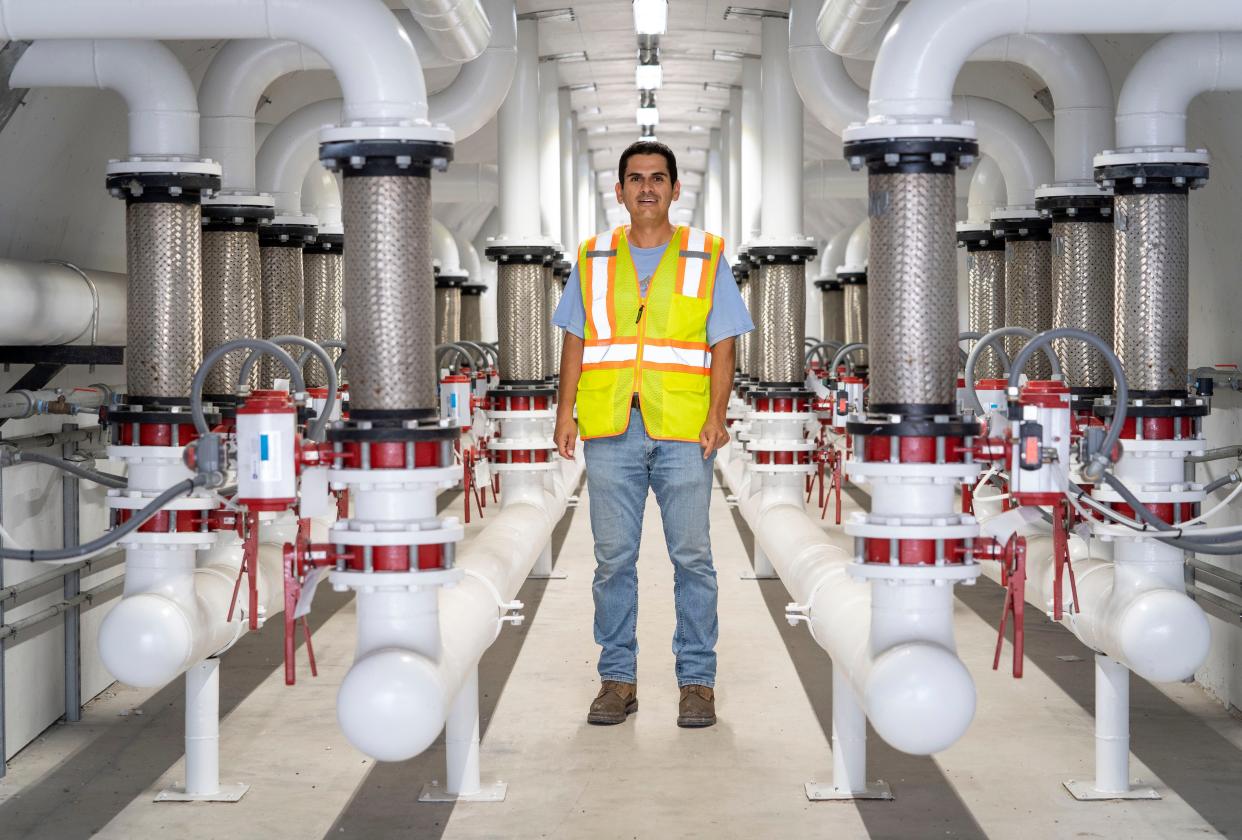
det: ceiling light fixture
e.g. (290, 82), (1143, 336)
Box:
(632, 0), (668, 36)
(518, 7), (575, 22)
(703, 82), (733, 92)
(540, 51), (588, 63)
(712, 49), (751, 62)
(567, 82), (597, 93)
(722, 6), (787, 21)
(636, 106), (660, 126)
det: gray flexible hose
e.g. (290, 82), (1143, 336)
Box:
(456, 340), (493, 368)
(828, 342), (868, 378)
(452, 341), (488, 368)
(239, 336), (336, 442)
(962, 327), (1062, 416)
(436, 343), (472, 371)
(192, 339), (305, 437)
(1095, 472), (1242, 554)
(958, 330), (1012, 373)
(1010, 328), (1125, 482)
(297, 338), (346, 370)
(0, 477), (204, 561)
(805, 340), (844, 367)
(1203, 471), (1240, 495)
(14, 451), (127, 489)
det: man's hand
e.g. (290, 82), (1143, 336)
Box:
(555, 416), (579, 460)
(699, 416), (729, 460)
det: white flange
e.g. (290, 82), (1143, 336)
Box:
(329, 519), (465, 547)
(1094, 147), (1209, 169)
(319, 121), (454, 148)
(329, 567), (464, 592)
(327, 466), (459, 489)
(202, 192), (275, 209)
(106, 157), (223, 178)
(849, 561), (981, 583)
(843, 116), (977, 145)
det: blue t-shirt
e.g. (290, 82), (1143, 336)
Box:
(551, 242), (754, 346)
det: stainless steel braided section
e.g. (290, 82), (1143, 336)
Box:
(545, 271), (564, 375)
(867, 171), (959, 407)
(1052, 221), (1114, 389)
(434, 286), (462, 346)
(303, 250), (344, 389)
(343, 175), (436, 410)
(461, 293), (483, 342)
(125, 202), (202, 399)
(259, 246), (305, 389)
(843, 283), (868, 367)
(497, 262), (546, 381)
(1114, 192), (1189, 393)
(1004, 240), (1053, 380)
(755, 262), (806, 383)
(820, 286), (845, 345)
(738, 279), (753, 376)
(201, 229), (261, 394)
(967, 249), (1006, 379)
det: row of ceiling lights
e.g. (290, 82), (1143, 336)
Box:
(632, 0), (667, 135)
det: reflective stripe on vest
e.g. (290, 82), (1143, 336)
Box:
(574, 225), (725, 442)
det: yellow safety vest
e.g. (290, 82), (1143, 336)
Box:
(576, 225), (724, 442)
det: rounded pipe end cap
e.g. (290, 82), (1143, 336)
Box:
(1119, 590), (1211, 683)
(98, 594), (194, 688)
(337, 648), (447, 761)
(864, 642), (976, 755)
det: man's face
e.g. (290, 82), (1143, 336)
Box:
(615, 153), (680, 224)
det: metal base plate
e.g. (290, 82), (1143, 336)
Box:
(1063, 780), (1161, 801)
(419, 780), (508, 803)
(805, 780), (893, 801)
(155, 782), (249, 803)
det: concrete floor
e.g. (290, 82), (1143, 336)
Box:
(2, 480), (1242, 839)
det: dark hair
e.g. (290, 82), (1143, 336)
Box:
(618, 141), (678, 185)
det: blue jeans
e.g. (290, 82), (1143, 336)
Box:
(584, 407), (719, 688)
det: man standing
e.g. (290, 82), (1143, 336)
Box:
(552, 141), (753, 729)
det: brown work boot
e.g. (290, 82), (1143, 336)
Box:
(587, 680), (638, 725)
(677, 685), (716, 728)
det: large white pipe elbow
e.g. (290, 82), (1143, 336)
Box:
(966, 156), (1006, 224)
(426, 0), (516, 141)
(0, 258), (126, 346)
(838, 219), (869, 275)
(455, 231), (483, 280)
(1116, 33), (1242, 150)
(0, 0), (428, 127)
(431, 217), (463, 273)
(432, 164), (499, 203)
(256, 98), (343, 218)
(403, 0), (493, 64)
(198, 40), (328, 194)
(10, 39), (199, 158)
(953, 96), (1052, 210)
(816, 225), (855, 280)
(301, 166), (343, 235)
(815, 0), (899, 58)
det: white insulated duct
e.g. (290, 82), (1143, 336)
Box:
(10, 39), (199, 158)
(816, 0), (900, 58)
(0, 259), (126, 346)
(198, 40), (328, 195)
(863, 0), (1242, 135)
(403, 0), (492, 64)
(759, 16), (805, 240)
(337, 457), (583, 761)
(1116, 33), (1242, 150)
(422, 0), (517, 141)
(0, 0), (431, 129)
(538, 61), (562, 248)
(720, 449), (975, 755)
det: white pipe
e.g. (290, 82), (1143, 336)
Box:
(966, 155), (1006, 224)
(740, 57), (763, 244)
(256, 98), (342, 219)
(336, 456), (583, 761)
(445, 666), (483, 795)
(817, 226), (854, 279)
(184, 658), (221, 795)
(952, 96), (1051, 210)
(197, 40), (328, 195)
(0, 0), (430, 128)
(804, 159), (867, 201)
(10, 39), (199, 158)
(538, 61), (563, 247)
(839, 219), (868, 275)
(423, 0), (516, 141)
(1116, 33), (1242, 150)
(576, 129), (594, 244)
(404, 0), (492, 64)
(790, 0), (867, 136)
(301, 166), (343, 235)
(705, 128), (724, 236)
(432, 164), (499, 204)
(727, 86), (743, 252)
(0, 258), (126, 346)
(719, 452), (976, 755)
(816, 0), (900, 58)
(497, 20), (542, 241)
(431, 217), (463, 274)
(864, 0), (1242, 130)
(559, 91), (577, 252)
(456, 232), (483, 281)
(832, 665), (869, 794)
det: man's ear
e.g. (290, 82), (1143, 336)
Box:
(615, 181), (623, 204)
(672, 180), (681, 202)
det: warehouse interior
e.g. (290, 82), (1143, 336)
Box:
(1, 1), (1242, 838)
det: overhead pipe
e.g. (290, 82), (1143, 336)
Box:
(420, 0), (517, 141)
(403, 0), (492, 64)
(0, 258), (125, 346)
(816, 0), (901, 58)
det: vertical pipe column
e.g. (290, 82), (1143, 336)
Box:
(61, 422), (81, 723)
(728, 86), (744, 252)
(995, 217), (1053, 380)
(740, 59), (762, 245)
(200, 220), (264, 395)
(259, 223), (317, 388)
(302, 235), (346, 389)
(1093, 654), (1131, 794)
(577, 128), (594, 244)
(538, 61), (562, 248)
(559, 92), (577, 255)
(500, 21), (543, 242)
(445, 666), (483, 796)
(706, 128), (724, 236)
(184, 658), (221, 796)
